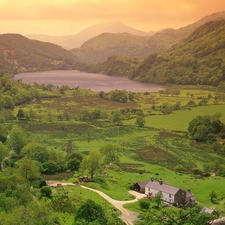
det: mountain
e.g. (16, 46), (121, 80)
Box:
(0, 34), (83, 75)
(71, 11), (225, 64)
(157, 11), (225, 44)
(26, 22), (155, 50)
(71, 33), (160, 64)
(131, 19), (225, 89)
(87, 19), (225, 90)
(25, 34), (76, 50)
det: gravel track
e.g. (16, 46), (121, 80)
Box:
(47, 181), (145, 225)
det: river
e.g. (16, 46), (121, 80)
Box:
(15, 70), (163, 92)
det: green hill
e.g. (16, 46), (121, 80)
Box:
(0, 34), (83, 75)
(132, 19), (225, 90)
(72, 11), (225, 64)
(71, 33), (156, 64)
(87, 20), (225, 90)
(88, 55), (142, 76)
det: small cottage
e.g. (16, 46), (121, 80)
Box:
(134, 178), (196, 208)
(133, 181), (149, 193)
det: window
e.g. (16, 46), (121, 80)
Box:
(169, 194), (171, 198)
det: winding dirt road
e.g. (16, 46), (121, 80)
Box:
(81, 185), (144, 225)
(47, 181), (145, 225)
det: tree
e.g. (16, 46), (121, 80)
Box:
(16, 109), (25, 120)
(160, 102), (173, 114)
(21, 142), (49, 163)
(188, 114), (225, 142)
(40, 186), (52, 198)
(139, 198), (151, 210)
(136, 205), (217, 225)
(186, 99), (196, 107)
(2, 95), (14, 109)
(100, 144), (120, 164)
(110, 111), (122, 125)
(9, 125), (28, 155)
(51, 195), (75, 214)
(17, 157), (41, 184)
(67, 151), (83, 171)
(153, 191), (163, 208)
(135, 115), (145, 127)
(80, 150), (102, 179)
(209, 191), (217, 202)
(75, 199), (108, 225)
(43, 160), (60, 174)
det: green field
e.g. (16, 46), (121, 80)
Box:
(7, 87), (225, 216)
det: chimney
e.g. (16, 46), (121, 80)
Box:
(159, 179), (163, 185)
(188, 188), (191, 192)
(150, 177), (154, 182)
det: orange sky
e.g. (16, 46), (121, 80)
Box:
(0, 0), (225, 35)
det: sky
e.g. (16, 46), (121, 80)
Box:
(0, 0), (225, 36)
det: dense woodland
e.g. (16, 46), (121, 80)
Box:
(89, 20), (225, 91)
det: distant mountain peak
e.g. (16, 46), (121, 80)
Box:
(26, 22), (155, 49)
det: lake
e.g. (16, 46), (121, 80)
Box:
(15, 70), (163, 93)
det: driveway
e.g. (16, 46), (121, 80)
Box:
(80, 186), (145, 225)
(47, 181), (145, 225)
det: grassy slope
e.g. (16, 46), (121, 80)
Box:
(15, 87), (225, 211)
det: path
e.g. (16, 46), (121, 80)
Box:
(81, 185), (144, 225)
(47, 181), (145, 225)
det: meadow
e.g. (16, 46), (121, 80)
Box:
(13, 86), (225, 214)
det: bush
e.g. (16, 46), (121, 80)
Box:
(139, 198), (150, 210)
(40, 186), (52, 198)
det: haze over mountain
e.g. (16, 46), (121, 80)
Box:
(88, 19), (225, 91)
(71, 11), (225, 64)
(1, 11), (225, 91)
(26, 22), (156, 50)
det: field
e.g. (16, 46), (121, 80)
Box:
(13, 86), (225, 213)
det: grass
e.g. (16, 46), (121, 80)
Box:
(124, 104), (225, 131)
(11, 87), (225, 215)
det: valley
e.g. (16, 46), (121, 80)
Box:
(0, 10), (225, 225)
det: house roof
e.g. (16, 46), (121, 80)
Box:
(137, 181), (149, 188)
(186, 191), (194, 198)
(202, 207), (215, 214)
(145, 181), (180, 195)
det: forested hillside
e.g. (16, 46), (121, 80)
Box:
(89, 20), (225, 91)
(0, 34), (84, 75)
(132, 20), (225, 90)
(71, 33), (156, 64)
(71, 11), (225, 64)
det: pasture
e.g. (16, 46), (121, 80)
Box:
(13, 87), (225, 211)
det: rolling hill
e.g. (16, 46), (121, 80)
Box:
(26, 22), (155, 50)
(132, 19), (225, 89)
(71, 33), (157, 64)
(87, 20), (225, 90)
(72, 11), (225, 64)
(0, 34), (84, 75)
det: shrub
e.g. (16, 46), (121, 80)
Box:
(139, 198), (151, 210)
